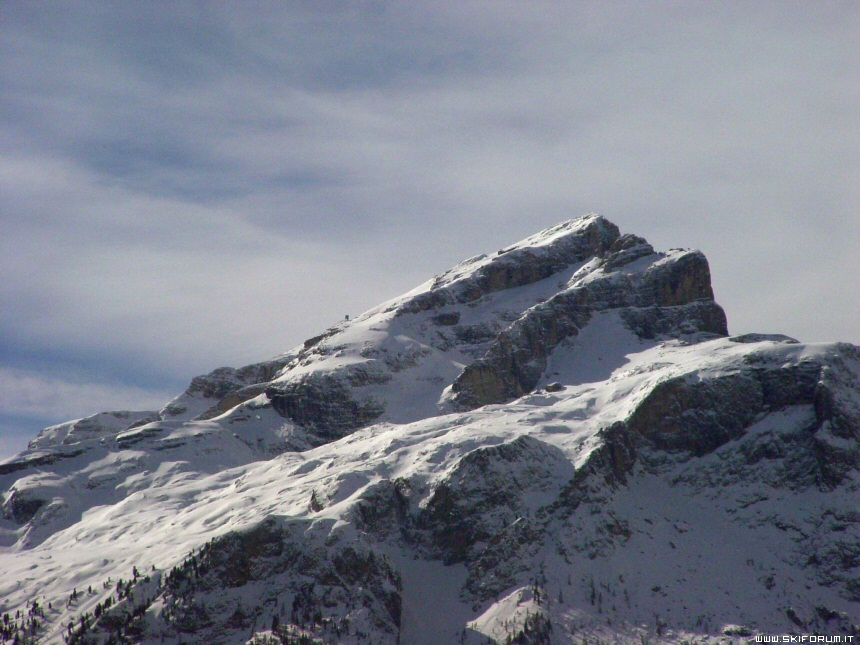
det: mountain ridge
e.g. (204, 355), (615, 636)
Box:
(1, 214), (858, 644)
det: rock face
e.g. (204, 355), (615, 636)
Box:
(418, 435), (575, 565)
(265, 373), (386, 441)
(1, 214), (858, 644)
(149, 518), (402, 645)
(161, 357), (294, 421)
(398, 216), (621, 314)
(450, 246), (727, 408)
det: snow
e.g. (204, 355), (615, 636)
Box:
(3, 330), (855, 642)
(1, 216), (858, 643)
(28, 410), (158, 451)
(466, 586), (544, 643)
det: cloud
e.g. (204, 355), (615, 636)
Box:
(1, 1), (857, 448)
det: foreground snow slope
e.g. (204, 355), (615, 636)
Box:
(1, 215), (857, 644)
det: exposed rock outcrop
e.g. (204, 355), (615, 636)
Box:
(161, 356), (293, 421)
(450, 248), (727, 409)
(418, 435), (574, 564)
(77, 517), (403, 645)
(625, 346), (858, 489)
(396, 215), (621, 315)
(265, 373), (386, 442)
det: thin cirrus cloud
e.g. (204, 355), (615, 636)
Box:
(1, 2), (858, 459)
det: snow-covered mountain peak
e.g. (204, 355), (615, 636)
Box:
(251, 215), (727, 443)
(2, 215), (858, 644)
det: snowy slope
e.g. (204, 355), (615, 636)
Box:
(1, 215), (858, 644)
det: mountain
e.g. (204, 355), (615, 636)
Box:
(1, 214), (858, 644)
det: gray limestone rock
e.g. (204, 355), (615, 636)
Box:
(266, 373), (385, 442)
(397, 215), (621, 315)
(451, 248), (728, 409)
(418, 435), (574, 565)
(161, 356), (292, 420)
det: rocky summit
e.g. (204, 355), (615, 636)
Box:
(1, 214), (858, 644)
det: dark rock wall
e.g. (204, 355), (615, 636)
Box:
(266, 374), (385, 442)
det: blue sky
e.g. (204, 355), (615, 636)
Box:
(2, 1), (858, 460)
